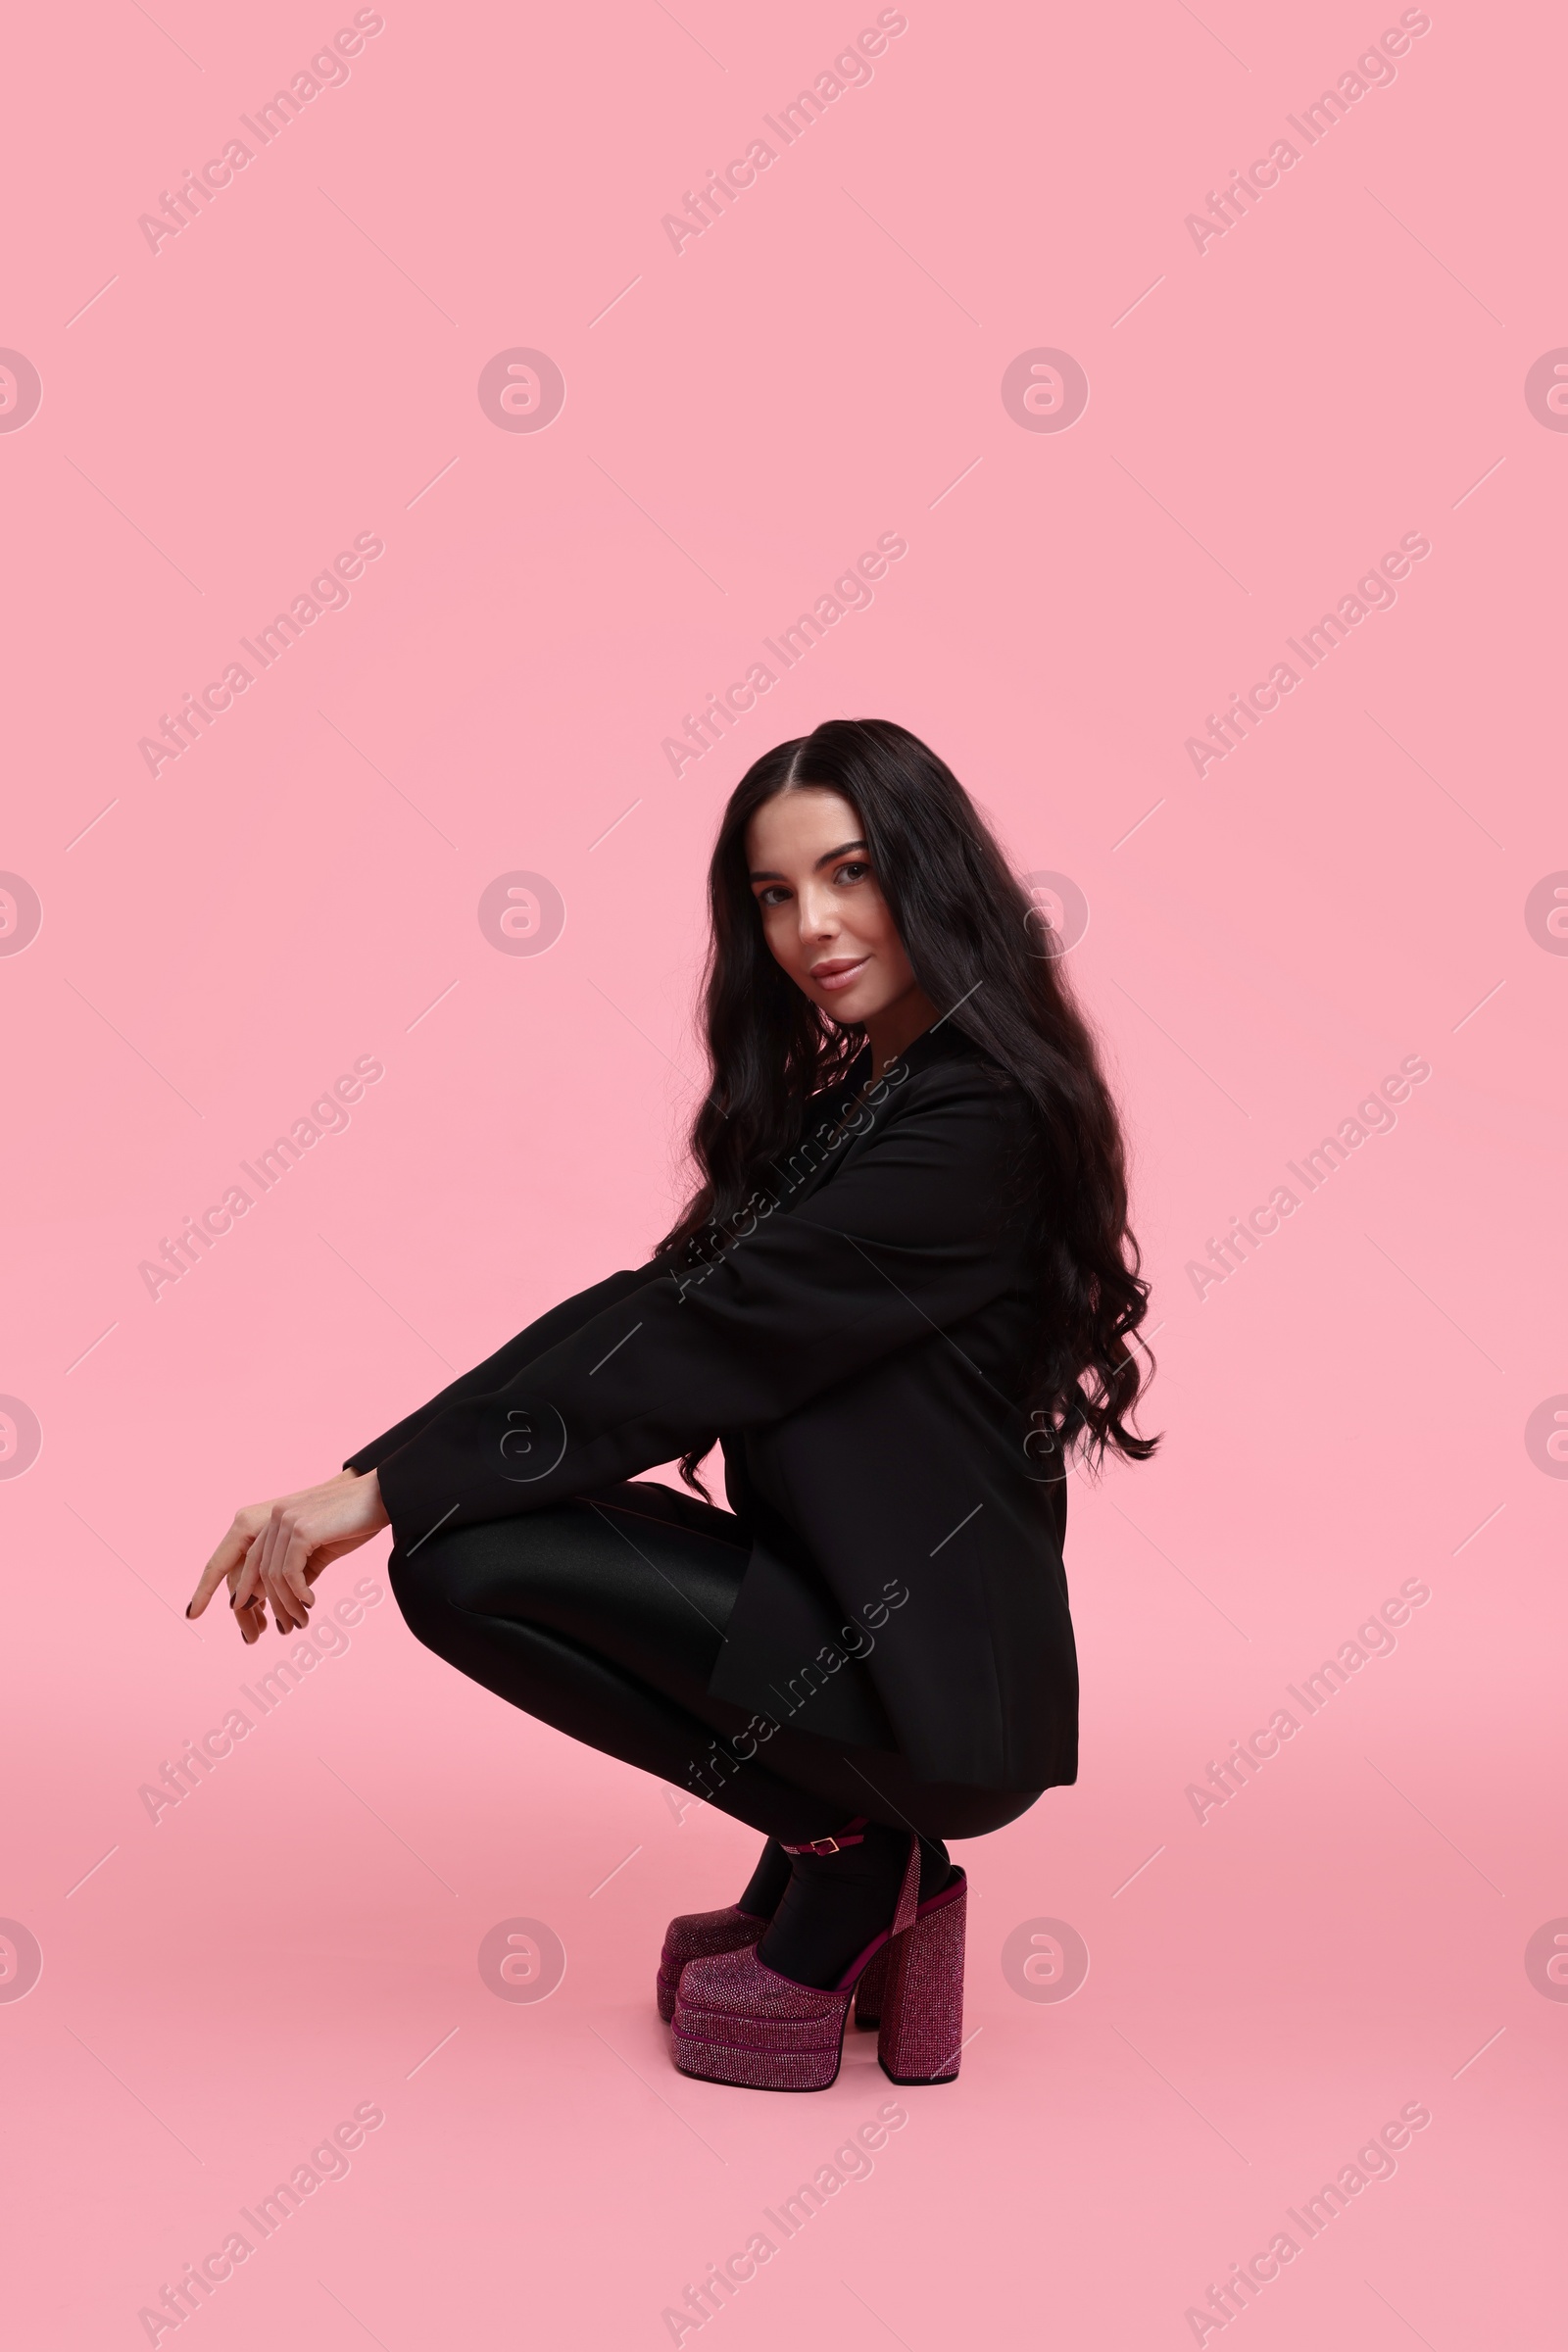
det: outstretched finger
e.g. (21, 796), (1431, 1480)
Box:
(187, 1522), (255, 1620)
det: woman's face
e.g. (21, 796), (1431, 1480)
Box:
(745, 787), (922, 1030)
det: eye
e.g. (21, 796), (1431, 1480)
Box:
(754, 884), (791, 908)
(833, 859), (871, 886)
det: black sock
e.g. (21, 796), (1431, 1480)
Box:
(756, 1824), (952, 1990)
(735, 1837), (791, 1919)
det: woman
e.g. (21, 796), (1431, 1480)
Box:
(187, 718), (1156, 2093)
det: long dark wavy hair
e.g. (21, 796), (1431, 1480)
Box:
(655, 717), (1158, 1492)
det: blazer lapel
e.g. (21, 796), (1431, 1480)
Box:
(769, 1023), (975, 1217)
(768, 1071), (878, 1215)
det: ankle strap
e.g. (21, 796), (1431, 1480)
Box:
(780, 1815), (867, 1856)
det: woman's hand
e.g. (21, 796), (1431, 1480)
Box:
(186, 1469), (390, 1642)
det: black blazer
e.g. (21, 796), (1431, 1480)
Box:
(343, 1023), (1077, 1789)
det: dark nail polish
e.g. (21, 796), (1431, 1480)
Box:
(184, 1602), (194, 1618)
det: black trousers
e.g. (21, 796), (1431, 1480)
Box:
(390, 1480), (1043, 1845)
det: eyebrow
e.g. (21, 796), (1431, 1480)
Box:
(748, 839), (868, 884)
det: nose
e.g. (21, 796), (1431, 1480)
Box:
(796, 879), (839, 940)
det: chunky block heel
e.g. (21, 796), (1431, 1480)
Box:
(657, 1906), (768, 2024)
(877, 1874), (966, 2085)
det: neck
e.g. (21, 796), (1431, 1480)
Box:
(861, 985), (941, 1078)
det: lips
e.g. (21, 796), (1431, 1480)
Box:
(810, 956), (869, 993)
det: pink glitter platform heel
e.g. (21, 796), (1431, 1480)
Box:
(670, 1836), (967, 2092)
(852, 1940), (891, 2030)
(658, 1908), (890, 2028)
(657, 1907), (769, 2025)
(875, 1867), (966, 2085)
(656, 1823), (893, 2028)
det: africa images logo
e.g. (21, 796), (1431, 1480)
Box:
(0, 350), (43, 432)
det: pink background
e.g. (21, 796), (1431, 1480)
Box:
(2, 1), (1563, 2343)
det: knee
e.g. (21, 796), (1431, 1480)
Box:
(388, 1515), (553, 1653)
(388, 1530), (474, 1655)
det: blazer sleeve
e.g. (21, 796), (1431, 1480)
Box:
(340, 1262), (660, 1473)
(369, 1070), (1028, 1550)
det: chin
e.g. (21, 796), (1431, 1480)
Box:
(810, 987), (874, 1026)
(827, 997), (879, 1035)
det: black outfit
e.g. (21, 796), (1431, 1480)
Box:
(386, 1478), (1041, 1843)
(343, 1022), (1078, 1845)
